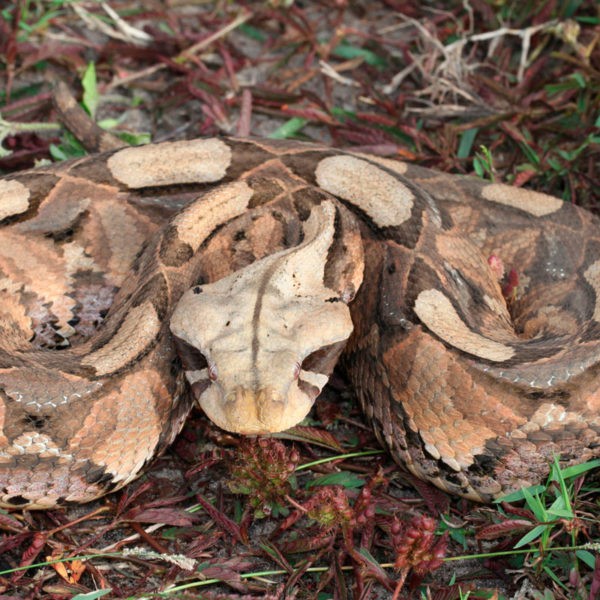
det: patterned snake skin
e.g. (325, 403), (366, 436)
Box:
(0, 137), (598, 507)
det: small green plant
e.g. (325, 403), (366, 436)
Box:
(50, 61), (149, 160)
(0, 115), (60, 158)
(473, 145), (496, 181)
(81, 62), (99, 119)
(479, 457), (600, 596)
(228, 437), (299, 518)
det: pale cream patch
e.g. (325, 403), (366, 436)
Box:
(82, 301), (160, 375)
(107, 138), (232, 188)
(184, 369), (208, 386)
(482, 184), (563, 217)
(351, 153), (409, 175)
(520, 403), (570, 432)
(4, 432), (71, 458)
(62, 242), (97, 276)
(299, 369), (329, 390)
(0, 179), (30, 220)
(315, 155), (414, 226)
(172, 180), (254, 251)
(584, 260), (600, 322)
(414, 289), (515, 361)
(483, 293), (508, 318)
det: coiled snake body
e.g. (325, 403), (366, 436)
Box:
(0, 137), (598, 508)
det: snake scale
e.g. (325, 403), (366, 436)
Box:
(0, 137), (598, 508)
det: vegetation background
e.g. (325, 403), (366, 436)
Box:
(0, 1), (598, 598)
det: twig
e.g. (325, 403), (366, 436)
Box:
(177, 11), (252, 61)
(0, 116), (61, 158)
(106, 11), (252, 92)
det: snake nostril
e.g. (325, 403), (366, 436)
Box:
(301, 341), (346, 376)
(173, 336), (209, 372)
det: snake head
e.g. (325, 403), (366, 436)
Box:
(169, 201), (363, 435)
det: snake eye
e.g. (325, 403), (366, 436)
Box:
(293, 362), (301, 380)
(208, 363), (218, 381)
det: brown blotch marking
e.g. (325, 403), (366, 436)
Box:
(13, 175), (118, 236)
(159, 225), (194, 267)
(402, 256), (442, 314)
(247, 176), (286, 208)
(224, 141), (277, 180)
(282, 151), (331, 183)
(173, 336), (209, 371)
(191, 379), (211, 398)
(133, 273), (170, 321)
(292, 187), (332, 220)
(322, 204), (364, 300)
(84, 197), (160, 284)
(245, 210), (294, 260)
(301, 340), (347, 376)
(68, 154), (124, 188)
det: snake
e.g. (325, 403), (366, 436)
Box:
(0, 136), (598, 508)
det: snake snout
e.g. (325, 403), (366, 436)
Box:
(225, 387), (287, 434)
(196, 382), (315, 435)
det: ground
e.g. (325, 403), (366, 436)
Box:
(0, 1), (599, 599)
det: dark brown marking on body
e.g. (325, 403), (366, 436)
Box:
(247, 176), (286, 208)
(173, 336), (209, 372)
(292, 187), (332, 220)
(159, 225), (194, 267)
(68, 153), (125, 188)
(224, 141), (275, 181)
(282, 151), (335, 184)
(133, 273), (170, 321)
(301, 341), (347, 377)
